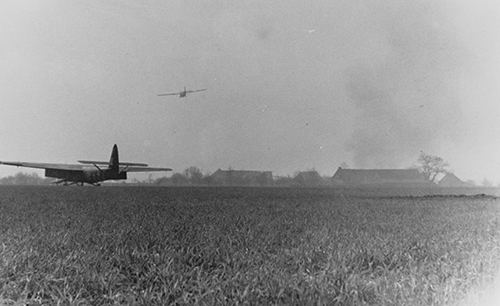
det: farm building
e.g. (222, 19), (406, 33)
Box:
(438, 173), (470, 187)
(210, 169), (273, 186)
(332, 167), (433, 186)
(293, 171), (324, 186)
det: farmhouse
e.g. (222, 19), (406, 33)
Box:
(293, 171), (324, 186)
(332, 167), (432, 186)
(438, 172), (470, 187)
(210, 169), (273, 186)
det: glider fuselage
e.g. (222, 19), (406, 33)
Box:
(45, 168), (127, 184)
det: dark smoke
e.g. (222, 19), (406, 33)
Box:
(345, 1), (466, 168)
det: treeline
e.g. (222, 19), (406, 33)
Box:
(0, 172), (52, 185)
(153, 167), (214, 186)
(150, 167), (331, 187)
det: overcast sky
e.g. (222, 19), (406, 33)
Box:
(1, 0), (500, 184)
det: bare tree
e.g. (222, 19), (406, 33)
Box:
(417, 151), (449, 182)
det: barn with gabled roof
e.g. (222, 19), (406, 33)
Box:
(438, 172), (469, 187)
(332, 167), (433, 186)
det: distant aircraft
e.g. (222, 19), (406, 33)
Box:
(157, 87), (207, 98)
(0, 144), (172, 186)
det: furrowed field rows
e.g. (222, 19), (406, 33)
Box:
(0, 186), (498, 305)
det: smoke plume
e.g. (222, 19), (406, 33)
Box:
(344, 1), (466, 168)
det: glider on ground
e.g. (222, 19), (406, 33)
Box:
(0, 144), (171, 186)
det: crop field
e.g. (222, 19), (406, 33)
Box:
(0, 186), (499, 305)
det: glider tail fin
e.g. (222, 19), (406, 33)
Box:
(109, 144), (119, 172)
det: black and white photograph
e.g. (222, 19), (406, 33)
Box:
(0, 1), (499, 305)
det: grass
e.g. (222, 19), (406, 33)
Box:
(0, 186), (499, 305)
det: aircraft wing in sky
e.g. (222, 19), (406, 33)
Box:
(158, 87), (207, 98)
(186, 88), (207, 93)
(157, 92), (180, 96)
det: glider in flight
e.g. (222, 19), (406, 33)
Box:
(157, 87), (207, 98)
(0, 144), (172, 186)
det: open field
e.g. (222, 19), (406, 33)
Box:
(0, 186), (499, 305)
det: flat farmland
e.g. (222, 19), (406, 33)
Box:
(0, 186), (499, 305)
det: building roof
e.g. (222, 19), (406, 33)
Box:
(293, 170), (324, 186)
(295, 171), (321, 179)
(332, 167), (430, 185)
(211, 169), (272, 177)
(438, 173), (467, 187)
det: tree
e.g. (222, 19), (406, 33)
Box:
(416, 151), (449, 183)
(154, 176), (171, 185)
(183, 167), (204, 185)
(171, 173), (189, 186)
